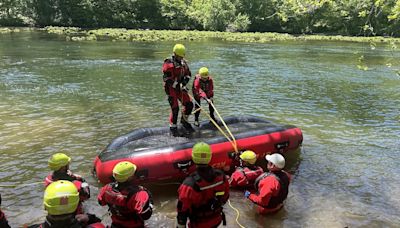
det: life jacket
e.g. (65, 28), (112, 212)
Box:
(254, 171), (290, 209)
(101, 183), (152, 223)
(44, 171), (90, 202)
(192, 76), (213, 99)
(162, 57), (191, 85)
(231, 166), (264, 187)
(184, 169), (227, 222)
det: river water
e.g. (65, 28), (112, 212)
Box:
(0, 30), (399, 227)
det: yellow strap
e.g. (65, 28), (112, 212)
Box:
(228, 199), (246, 228)
(208, 100), (238, 152)
(188, 94), (238, 153)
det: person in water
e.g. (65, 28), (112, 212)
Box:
(229, 150), (264, 188)
(44, 153), (90, 213)
(244, 153), (291, 214)
(162, 43), (194, 136)
(0, 193), (11, 228)
(192, 67), (216, 127)
(28, 180), (104, 228)
(177, 142), (230, 228)
(98, 161), (153, 228)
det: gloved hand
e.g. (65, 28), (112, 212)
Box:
(205, 98), (211, 104)
(244, 190), (251, 198)
(172, 80), (178, 89)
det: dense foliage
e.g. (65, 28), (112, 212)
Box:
(0, 0), (399, 36)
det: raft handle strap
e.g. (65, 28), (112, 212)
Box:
(174, 160), (193, 172)
(275, 141), (289, 152)
(135, 169), (149, 180)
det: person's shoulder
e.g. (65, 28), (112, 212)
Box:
(181, 174), (197, 187)
(283, 170), (292, 181)
(164, 57), (173, 63)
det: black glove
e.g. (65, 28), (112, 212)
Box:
(182, 75), (190, 86)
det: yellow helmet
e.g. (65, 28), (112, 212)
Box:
(173, 44), (186, 57)
(192, 142), (212, 165)
(113, 161), (137, 182)
(239, 150), (257, 164)
(48, 153), (71, 171)
(43, 180), (79, 215)
(199, 67), (209, 79)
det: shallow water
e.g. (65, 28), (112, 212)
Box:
(0, 30), (399, 227)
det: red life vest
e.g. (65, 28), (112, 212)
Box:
(162, 57), (191, 85)
(230, 166), (264, 188)
(192, 75), (214, 99)
(254, 171), (290, 209)
(184, 169), (227, 221)
(99, 183), (153, 227)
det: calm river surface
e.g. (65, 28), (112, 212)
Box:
(0, 30), (399, 227)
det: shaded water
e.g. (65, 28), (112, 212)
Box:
(0, 30), (399, 227)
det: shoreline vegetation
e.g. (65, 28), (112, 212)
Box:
(1, 26), (400, 44)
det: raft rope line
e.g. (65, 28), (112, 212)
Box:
(188, 93), (238, 153)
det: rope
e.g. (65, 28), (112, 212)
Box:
(208, 99), (238, 152)
(228, 199), (246, 228)
(188, 93), (239, 153)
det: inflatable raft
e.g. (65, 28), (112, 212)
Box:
(93, 116), (303, 184)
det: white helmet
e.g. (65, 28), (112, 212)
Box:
(265, 153), (285, 169)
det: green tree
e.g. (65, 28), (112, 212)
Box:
(32, 0), (58, 26)
(160, 0), (192, 29)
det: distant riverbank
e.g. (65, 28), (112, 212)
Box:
(2, 26), (400, 44)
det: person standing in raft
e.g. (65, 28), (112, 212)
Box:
(177, 142), (230, 228)
(28, 180), (105, 228)
(162, 43), (194, 136)
(244, 153), (291, 214)
(98, 161), (153, 228)
(229, 150), (264, 188)
(0, 194), (11, 228)
(192, 67), (215, 127)
(44, 153), (90, 213)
